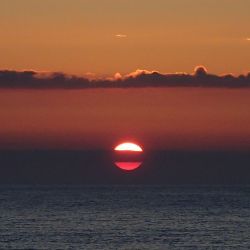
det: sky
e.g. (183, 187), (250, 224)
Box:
(1, 0), (250, 76)
(0, 1), (250, 151)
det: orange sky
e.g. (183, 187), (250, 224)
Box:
(1, 0), (250, 75)
(1, 88), (250, 150)
(1, 1), (250, 151)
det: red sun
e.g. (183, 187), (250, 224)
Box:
(114, 142), (143, 171)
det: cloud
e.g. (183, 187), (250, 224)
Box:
(114, 72), (122, 80)
(194, 65), (208, 76)
(0, 70), (89, 89)
(125, 69), (160, 78)
(115, 34), (127, 38)
(247, 38), (250, 41)
(0, 67), (249, 89)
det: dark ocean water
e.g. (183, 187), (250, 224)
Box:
(1, 186), (250, 249)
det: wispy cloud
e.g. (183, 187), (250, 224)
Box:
(115, 34), (127, 38)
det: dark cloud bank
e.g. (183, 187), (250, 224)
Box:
(0, 66), (250, 89)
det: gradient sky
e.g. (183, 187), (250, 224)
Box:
(1, 88), (250, 150)
(1, 1), (250, 151)
(1, 0), (250, 75)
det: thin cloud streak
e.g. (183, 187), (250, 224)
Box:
(115, 34), (127, 38)
(0, 66), (249, 89)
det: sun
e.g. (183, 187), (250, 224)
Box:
(114, 142), (143, 171)
(114, 142), (143, 152)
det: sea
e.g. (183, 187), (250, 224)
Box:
(0, 185), (250, 249)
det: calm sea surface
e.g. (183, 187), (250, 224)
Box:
(0, 186), (250, 249)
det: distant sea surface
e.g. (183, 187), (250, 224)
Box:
(1, 186), (250, 249)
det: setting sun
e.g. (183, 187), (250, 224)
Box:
(114, 142), (143, 171)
